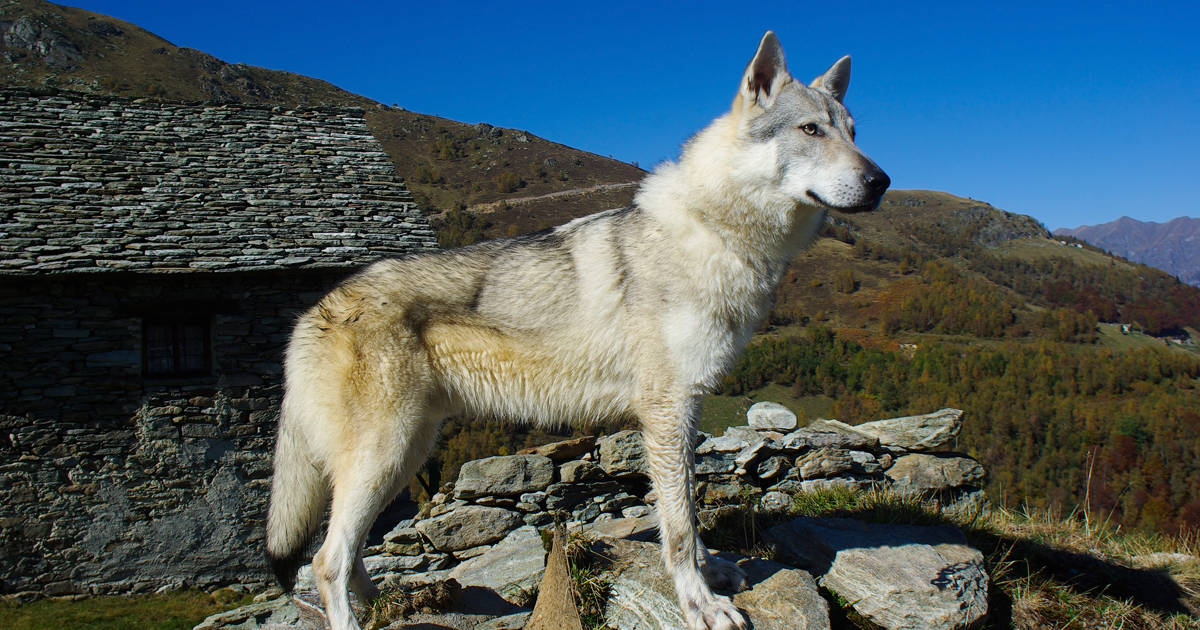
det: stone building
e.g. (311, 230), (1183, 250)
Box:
(0, 88), (438, 596)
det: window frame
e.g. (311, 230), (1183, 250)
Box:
(141, 314), (213, 379)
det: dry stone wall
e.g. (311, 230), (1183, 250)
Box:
(0, 269), (351, 597)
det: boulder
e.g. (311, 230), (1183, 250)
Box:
(747, 401), (799, 431)
(601, 538), (830, 630)
(851, 408), (964, 451)
(454, 454), (554, 499)
(598, 430), (647, 476)
(767, 516), (988, 630)
(415, 505), (523, 552)
(886, 453), (985, 498)
(449, 525), (546, 606)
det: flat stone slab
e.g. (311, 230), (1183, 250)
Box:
(601, 538), (830, 630)
(449, 525), (546, 605)
(852, 408), (965, 451)
(517, 436), (596, 462)
(454, 454), (554, 499)
(415, 505), (523, 552)
(886, 453), (986, 497)
(193, 595), (307, 630)
(767, 516), (988, 630)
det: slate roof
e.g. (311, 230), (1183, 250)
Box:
(0, 88), (438, 275)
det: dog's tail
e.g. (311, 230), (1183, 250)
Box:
(265, 400), (328, 593)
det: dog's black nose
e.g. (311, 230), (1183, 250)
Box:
(864, 169), (890, 196)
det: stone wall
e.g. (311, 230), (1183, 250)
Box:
(0, 269), (352, 597)
(294, 407), (983, 593)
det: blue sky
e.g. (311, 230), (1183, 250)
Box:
(74, 1), (1198, 230)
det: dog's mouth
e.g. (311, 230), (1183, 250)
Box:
(806, 190), (880, 214)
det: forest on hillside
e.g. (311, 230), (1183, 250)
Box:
(722, 326), (1200, 535)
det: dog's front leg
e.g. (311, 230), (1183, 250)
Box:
(640, 393), (748, 630)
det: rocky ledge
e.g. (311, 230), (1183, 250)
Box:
(199, 406), (989, 629)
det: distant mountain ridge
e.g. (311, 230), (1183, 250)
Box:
(1055, 216), (1200, 287)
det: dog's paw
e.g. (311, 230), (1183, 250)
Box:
(700, 554), (748, 593)
(683, 591), (748, 630)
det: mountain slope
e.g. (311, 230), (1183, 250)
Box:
(0, 0), (644, 215)
(1056, 216), (1200, 287)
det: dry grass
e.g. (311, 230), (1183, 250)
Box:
(364, 578), (461, 630)
(563, 530), (615, 630)
(787, 487), (1200, 629)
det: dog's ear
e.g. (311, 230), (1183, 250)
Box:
(739, 31), (791, 110)
(810, 56), (851, 103)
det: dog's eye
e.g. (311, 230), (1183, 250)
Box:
(800, 123), (821, 136)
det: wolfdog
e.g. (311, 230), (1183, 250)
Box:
(266, 31), (888, 630)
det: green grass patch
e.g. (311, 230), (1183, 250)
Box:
(0, 590), (252, 630)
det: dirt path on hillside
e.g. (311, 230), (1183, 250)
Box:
(465, 181), (639, 214)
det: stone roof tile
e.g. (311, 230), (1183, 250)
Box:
(0, 88), (438, 275)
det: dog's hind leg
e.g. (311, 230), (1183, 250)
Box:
(639, 392), (748, 630)
(312, 406), (442, 630)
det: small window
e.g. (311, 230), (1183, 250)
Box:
(143, 316), (211, 378)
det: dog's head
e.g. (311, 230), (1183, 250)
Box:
(733, 31), (889, 213)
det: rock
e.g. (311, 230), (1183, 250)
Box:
(747, 401), (798, 431)
(384, 524), (421, 544)
(454, 454), (554, 499)
(695, 451), (737, 475)
(767, 516), (988, 630)
(758, 491), (791, 512)
(517, 436), (596, 462)
(849, 450), (881, 474)
(582, 514), (659, 541)
(545, 480), (625, 511)
(779, 425), (878, 451)
(559, 460), (605, 483)
(851, 408), (965, 451)
(475, 611), (533, 629)
(621, 505), (651, 519)
(365, 553), (429, 574)
(696, 433), (750, 454)
(795, 448), (855, 479)
(601, 538), (830, 630)
(731, 556), (831, 630)
(449, 526), (546, 606)
(193, 595), (308, 630)
(885, 453), (985, 498)
(699, 477), (760, 505)
(415, 505), (523, 552)
(756, 455), (788, 480)
(598, 430), (646, 476)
